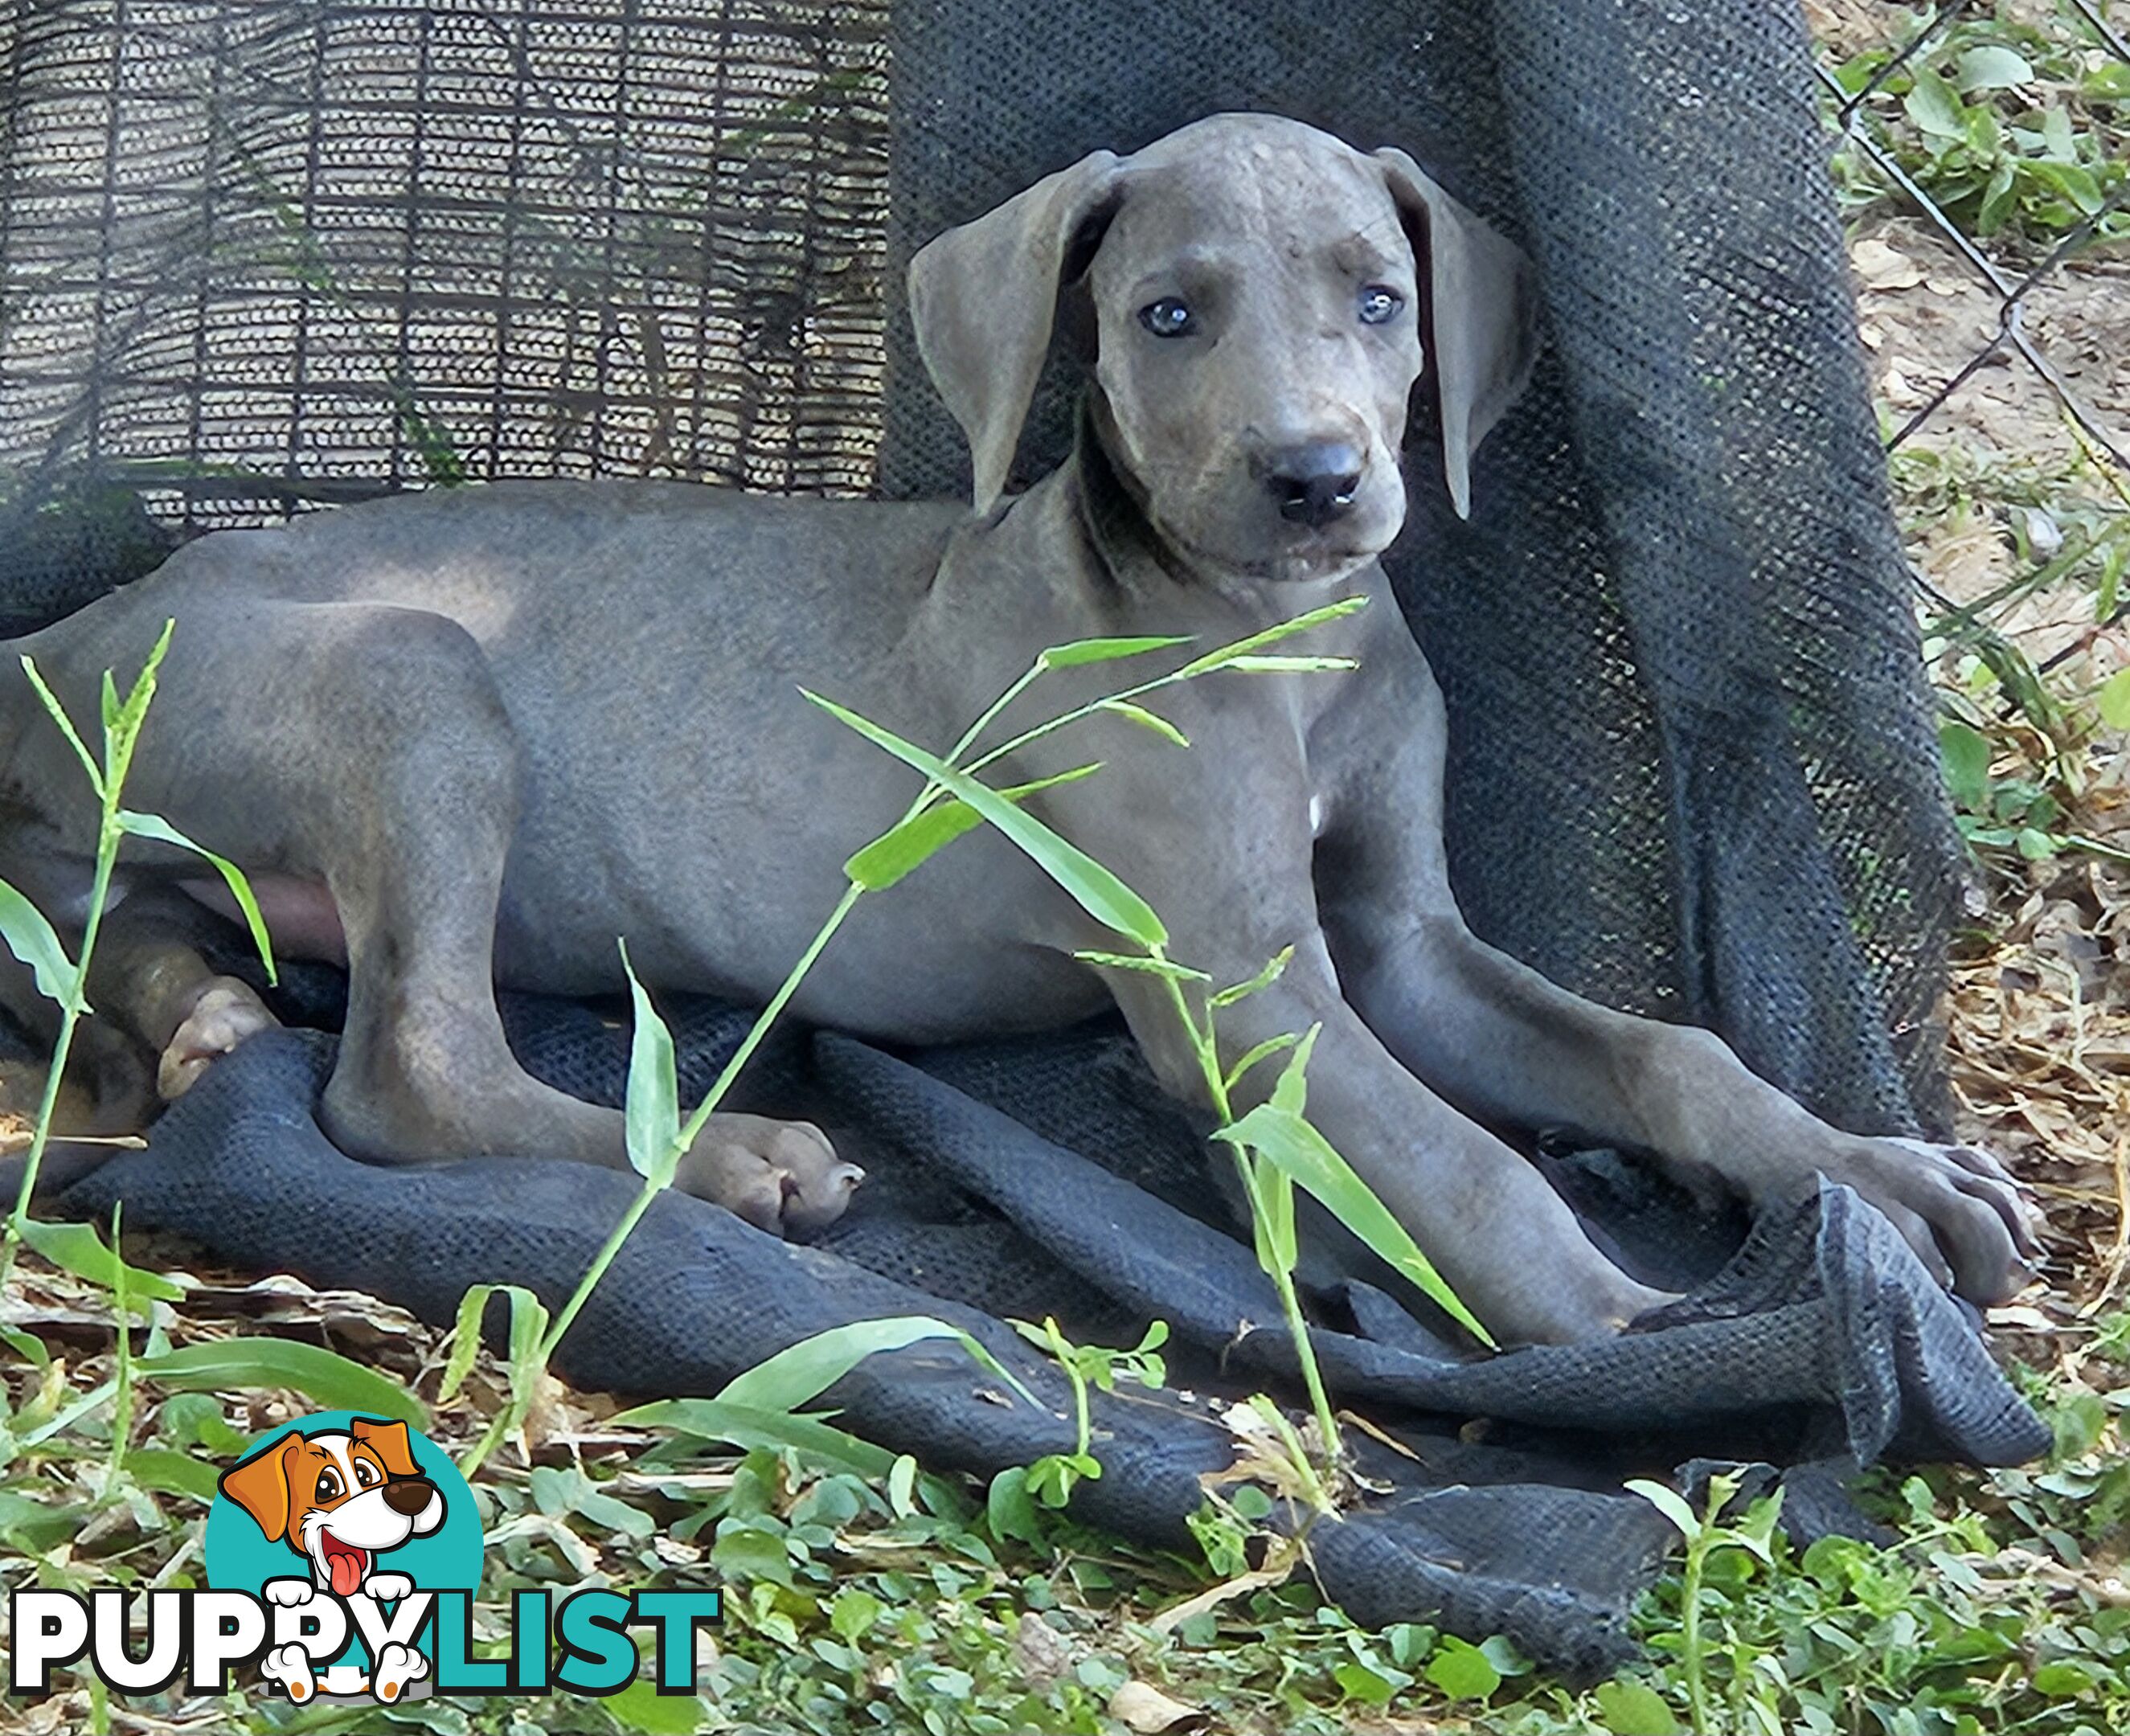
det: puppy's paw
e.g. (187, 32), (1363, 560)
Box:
(365, 1571), (414, 1602)
(261, 1642), (317, 1703)
(371, 1642), (430, 1704)
(158, 977), (278, 1100)
(677, 1115), (862, 1236)
(1814, 1135), (2042, 1304)
(264, 1576), (317, 1608)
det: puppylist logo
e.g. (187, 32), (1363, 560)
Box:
(8, 1410), (721, 1706)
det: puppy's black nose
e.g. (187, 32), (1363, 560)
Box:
(1262, 443), (1363, 528)
(383, 1477), (434, 1516)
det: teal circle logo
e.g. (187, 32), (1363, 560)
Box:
(203, 1411), (481, 1701)
(205, 1412), (481, 1597)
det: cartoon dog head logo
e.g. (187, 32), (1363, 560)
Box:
(218, 1416), (446, 1599)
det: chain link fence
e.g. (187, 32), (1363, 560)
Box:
(1810, 1), (2130, 874)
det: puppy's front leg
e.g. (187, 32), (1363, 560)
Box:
(1099, 937), (1672, 1347)
(1339, 914), (2039, 1304)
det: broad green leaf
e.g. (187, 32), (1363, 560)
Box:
(1333, 1658), (1400, 1705)
(1071, 950), (1210, 982)
(1217, 1096), (1495, 1345)
(18, 655), (102, 794)
(1593, 1677), (1681, 1735)
(2100, 668), (2130, 730)
(115, 812), (277, 985)
(843, 763), (1102, 891)
(610, 1397), (895, 1477)
(1938, 719), (1992, 812)
(1424, 1636), (1501, 1700)
(14, 1218), (185, 1308)
(2020, 158), (2104, 215)
(1903, 69), (1968, 140)
(1210, 946), (1293, 1009)
(136, 1339), (426, 1426)
(1038, 634), (1193, 669)
(0, 878), (75, 1005)
(710, 1521), (793, 1587)
(830, 1587), (886, 1640)
(1625, 1477), (1701, 1542)
(1097, 699), (1189, 747)
(2032, 1660), (2093, 1697)
(986, 1465), (1047, 1548)
(0, 1323), (51, 1369)
(1175, 595), (1368, 677)
(618, 941), (680, 1185)
(439, 1283), (497, 1402)
(120, 1447), (222, 1505)
(2016, 826), (2058, 860)
(716, 1314), (1037, 1413)
(805, 691), (1167, 948)
(605, 1677), (704, 1735)
(1955, 45), (2032, 92)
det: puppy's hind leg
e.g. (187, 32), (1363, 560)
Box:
(297, 610), (858, 1235)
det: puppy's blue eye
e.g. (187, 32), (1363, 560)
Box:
(1138, 298), (1195, 338)
(1358, 285), (1403, 325)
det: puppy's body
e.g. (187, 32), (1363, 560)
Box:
(0, 114), (2035, 1345)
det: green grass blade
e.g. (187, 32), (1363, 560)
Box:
(1072, 951), (1211, 981)
(805, 690), (1167, 947)
(439, 1284), (496, 1402)
(618, 941), (681, 1185)
(718, 1314), (1038, 1413)
(609, 1398), (898, 1478)
(1211, 946), (1294, 1009)
(846, 800), (987, 891)
(121, 1446), (221, 1504)
(1037, 634), (1194, 669)
(1097, 700), (1190, 747)
(1217, 1100), (1496, 1347)
(0, 878), (76, 1005)
(114, 811), (277, 986)
(135, 1339), (427, 1425)
(17, 655), (103, 796)
(14, 1219), (185, 1309)
(1174, 596), (1368, 677)
(843, 764), (1103, 892)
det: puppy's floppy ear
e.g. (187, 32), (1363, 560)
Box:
(1374, 149), (1539, 520)
(219, 1433), (302, 1544)
(908, 149), (1124, 514)
(350, 1416), (421, 1480)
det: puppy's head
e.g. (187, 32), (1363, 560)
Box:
(909, 112), (1537, 581)
(219, 1418), (444, 1598)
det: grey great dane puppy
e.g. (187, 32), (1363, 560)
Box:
(0, 113), (2036, 1345)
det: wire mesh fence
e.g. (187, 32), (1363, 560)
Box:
(1808, 1), (2130, 877)
(0, 0), (892, 538)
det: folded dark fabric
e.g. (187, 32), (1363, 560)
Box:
(52, 993), (2046, 1681)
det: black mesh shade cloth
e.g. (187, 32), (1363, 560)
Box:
(2, 0), (2041, 1680)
